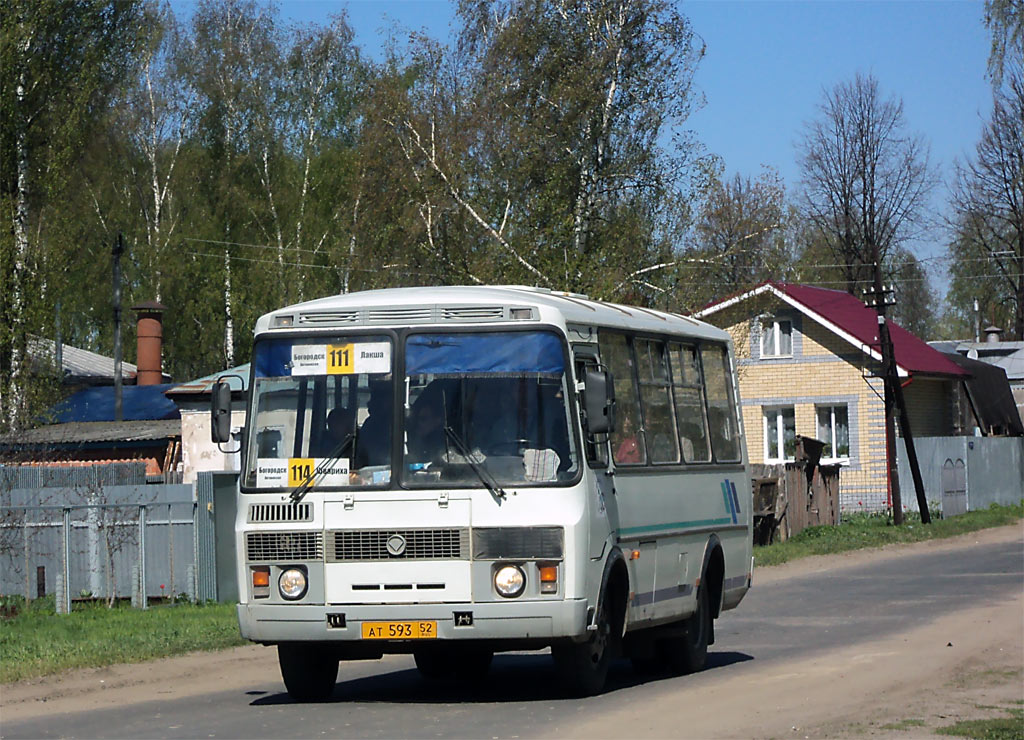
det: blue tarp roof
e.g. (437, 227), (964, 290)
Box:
(48, 385), (180, 423)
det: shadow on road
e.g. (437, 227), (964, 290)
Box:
(250, 650), (754, 706)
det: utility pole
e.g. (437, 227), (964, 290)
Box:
(864, 263), (931, 525)
(112, 234), (124, 423)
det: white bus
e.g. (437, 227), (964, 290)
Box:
(212, 285), (752, 701)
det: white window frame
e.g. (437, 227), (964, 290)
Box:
(760, 318), (793, 358)
(763, 406), (795, 463)
(816, 404), (850, 463)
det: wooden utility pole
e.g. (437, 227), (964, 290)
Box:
(865, 260), (931, 525)
(112, 233), (124, 423)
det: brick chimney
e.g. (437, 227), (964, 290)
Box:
(132, 301), (167, 385)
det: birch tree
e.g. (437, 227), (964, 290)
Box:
(0, 0), (149, 430)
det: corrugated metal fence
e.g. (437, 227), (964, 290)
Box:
(0, 463), (221, 609)
(896, 437), (1024, 515)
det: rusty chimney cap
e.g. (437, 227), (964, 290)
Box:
(131, 300), (168, 314)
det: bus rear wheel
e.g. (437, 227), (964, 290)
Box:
(664, 583), (710, 675)
(278, 644), (339, 702)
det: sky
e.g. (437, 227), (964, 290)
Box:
(174, 0), (996, 283)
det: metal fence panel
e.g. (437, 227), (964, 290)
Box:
(1, 483), (195, 601)
(896, 437), (1024, 514)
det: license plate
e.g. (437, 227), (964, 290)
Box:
(361, 620), (437, 639)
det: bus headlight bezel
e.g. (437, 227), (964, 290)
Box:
(278, 566), (308, 600)
(494, 564), (526, 598)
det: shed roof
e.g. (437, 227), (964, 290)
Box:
(28, 337), (138, 383)
(48, 385), (180, 423)
(0, 419), (181, 446)
(166, 364), (250, 397)
(697, 281), (968, 379)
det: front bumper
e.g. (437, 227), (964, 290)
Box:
(238, 598), (589, 644)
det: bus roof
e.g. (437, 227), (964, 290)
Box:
(254, 285), (730, 343)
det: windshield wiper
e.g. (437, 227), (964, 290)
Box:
(443, 425), (507, 501)
(290, 431), (355, 503)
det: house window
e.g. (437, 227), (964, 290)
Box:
(763, 407), (795, 462)
(816, 405), (850, 461)
(760, 318), (792, 358)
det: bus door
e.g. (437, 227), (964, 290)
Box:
(574, 350), (616, 561)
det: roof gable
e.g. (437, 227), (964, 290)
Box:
(698, 281), (967, 378)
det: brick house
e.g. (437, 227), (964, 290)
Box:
(696, 282), (969, 512)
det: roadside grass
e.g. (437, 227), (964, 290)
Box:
(937, 706), (1024, 739)
(880, 718), (927, 731)
(0, 596), (244, 683)
(755, 501), (1023, 567)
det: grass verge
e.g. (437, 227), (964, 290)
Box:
(0, 596), (245, 683)
(755, 501), (1023, 567)
(937, 707), (1024, 739)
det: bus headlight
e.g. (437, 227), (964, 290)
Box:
(494, 565), (526, 598)
(279, 567), (307, 600)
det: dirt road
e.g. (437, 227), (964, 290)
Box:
(3, 523), (1022, 738)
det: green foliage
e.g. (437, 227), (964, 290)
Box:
(937, 708), (1024, 740)
(755, 502), (1023, 567)
(0, 600), (244, 683)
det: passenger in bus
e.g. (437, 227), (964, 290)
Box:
(469, 383), (519, 455)
(354, 383), (392, 468)
(323, 406), (356, 457)
(406, 396), (447, 464)
(615, 414), (643, 464)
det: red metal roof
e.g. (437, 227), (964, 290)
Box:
(770, 282), (968, 377)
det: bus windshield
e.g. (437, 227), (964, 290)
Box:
(243, 334), (394, 490)
(402, 331), (579, 487)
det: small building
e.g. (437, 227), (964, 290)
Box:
(697, 281), (970, 512)
(931, 332), (1024, 428)
(165, 365), (249, 484)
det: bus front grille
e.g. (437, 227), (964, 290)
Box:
(248, 502), (313, 523)
(246, 531), (324, 562)
(326, 528), (469, 561)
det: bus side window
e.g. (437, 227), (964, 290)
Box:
(700, 345), (742, 463)
(575, 357), (608, 467)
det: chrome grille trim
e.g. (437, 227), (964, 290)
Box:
(246, 531), (323, 562)
(441, 306), (506, 321)
(248, 503), (312, 523)
(326, 528), (469, 562)
(298, 310), (359, 324)
(291, 305), (526, 328)
(367, 307), (433, 323)
(472, 527), (564, 560)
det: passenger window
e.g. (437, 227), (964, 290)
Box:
(669, 343), (712, 463)
(634, 339), (679, 464)
(701, 345), (742, 463)
(598, 332), (645, 466)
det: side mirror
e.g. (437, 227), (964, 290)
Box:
(211, 379), (233, 443)
(584, 368), (615, 436)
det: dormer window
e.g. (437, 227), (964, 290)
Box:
(760, 318), (792, 358)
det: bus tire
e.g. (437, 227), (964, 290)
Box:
(278, 643), (339, 702)
(552, 583), (621, 696)
(414, 646), (493, 680)
(665, 583), (710, 675)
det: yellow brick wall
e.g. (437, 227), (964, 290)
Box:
(720, 309), (891, 512)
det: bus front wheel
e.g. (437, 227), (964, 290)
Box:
(278, 643), (339, 702)
(552, 588), (621, 696)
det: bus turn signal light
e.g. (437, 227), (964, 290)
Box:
(252, 567), (271, 598)
(539, 564), (558, 593)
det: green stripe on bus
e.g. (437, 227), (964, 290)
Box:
(619, 517), (733, 535)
